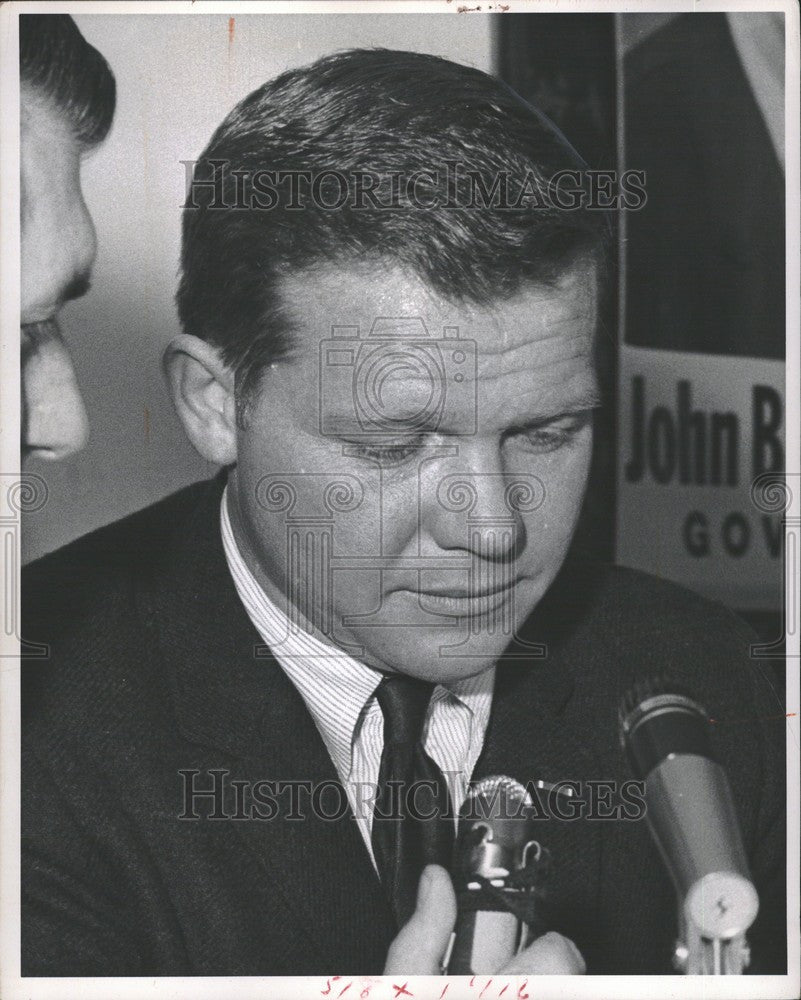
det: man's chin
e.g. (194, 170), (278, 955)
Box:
(335, 624), (512, 684)
(325, 578), (546, 681)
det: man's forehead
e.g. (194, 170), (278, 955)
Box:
(280, 259), (599, 358)
(278, 260), (599, 433)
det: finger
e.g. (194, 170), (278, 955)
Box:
(383, 865), (457, 975)
(501, 931), (586, 975)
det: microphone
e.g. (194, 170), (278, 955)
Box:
(444, 775), (550, 974)
(619, 677), (759, 974)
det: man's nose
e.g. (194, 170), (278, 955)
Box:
(22, 327), (89, 461)
(420, 441), (527, 559)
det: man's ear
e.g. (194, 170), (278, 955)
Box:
(163, 334), (237, 465)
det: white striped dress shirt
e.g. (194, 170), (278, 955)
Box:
(220, 489), (494, 869)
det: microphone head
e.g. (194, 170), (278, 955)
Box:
(619, 677), (712, 778)
(619, 675), (701, 735)
(619, 673), (694, 713)
(464, 775), (532, 812)
(457, 776), (537, 880)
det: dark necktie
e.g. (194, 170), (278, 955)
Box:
(370, 674), (455, 928)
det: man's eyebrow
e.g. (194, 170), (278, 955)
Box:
(560, 391), (604, 412)
(516, 389), (604, 420)
(62, 273), (92, 304)
(323, 414), (430, 435)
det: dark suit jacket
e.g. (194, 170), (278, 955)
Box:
(21, 477), (786, 975)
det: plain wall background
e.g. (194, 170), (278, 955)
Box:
(22, 12), (495, 563)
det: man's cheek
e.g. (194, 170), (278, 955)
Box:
(545, 446), (592, 511)
(525, 463), (588, 561)
(246, 510), (287, 580)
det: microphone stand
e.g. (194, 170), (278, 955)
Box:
(675, 909), (752, 975)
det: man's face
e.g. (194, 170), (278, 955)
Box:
(229, 260), (599, 683)
(20, 86), (96, 461)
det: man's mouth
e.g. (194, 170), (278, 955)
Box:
(398, 578), (518, 619)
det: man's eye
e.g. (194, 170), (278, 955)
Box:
(519, 428), (572, 453)
(512, 413), (592, 454)
(344, 436), (424, 466)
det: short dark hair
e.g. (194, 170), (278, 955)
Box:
(178, 49), (609, 417)
(20, 14), (116, 148)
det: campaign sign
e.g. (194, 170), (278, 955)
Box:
(616, 347), (785, 611)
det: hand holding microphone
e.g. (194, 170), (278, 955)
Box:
(384, 775), (585, 976)
(445, 775), (553, 974)
(383, 866), (585, 975)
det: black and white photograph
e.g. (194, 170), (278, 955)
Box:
(1, 2), (798, 998)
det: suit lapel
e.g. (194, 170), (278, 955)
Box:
(227, 659), (395, 971)
(139, 477), (393, 971)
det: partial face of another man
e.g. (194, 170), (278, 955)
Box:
(21, 85), (96, 461)
(227, 259), (599, 684)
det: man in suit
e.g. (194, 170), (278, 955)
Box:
(20, 14), (116, 461)
(22, 49), (786, 976)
